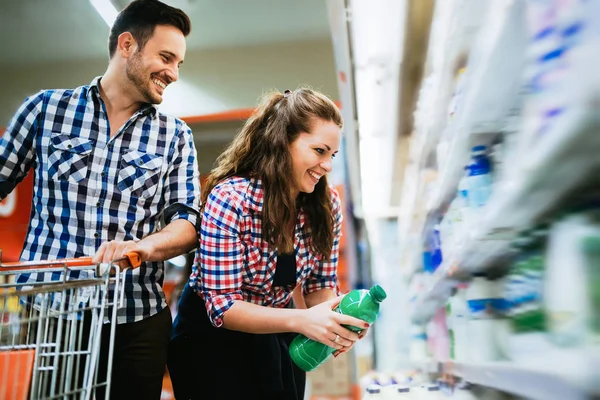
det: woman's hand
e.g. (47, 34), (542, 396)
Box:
(333, 326), (368, 357)
(297, 296), (370, 351)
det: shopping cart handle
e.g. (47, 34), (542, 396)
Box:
(0, 257), (95, 268)
(0, 252), (142, 269)
(124, 252), (142, 268)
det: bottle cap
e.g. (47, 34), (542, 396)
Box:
(370, 285), (387, 302)
(472, 145), (487, 152)
(397, 386), (410, 393)
(366, 385), (381, 394)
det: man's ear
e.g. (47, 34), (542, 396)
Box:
(117, 32), (138, 58)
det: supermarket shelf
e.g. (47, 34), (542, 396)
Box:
(411, 105), (600, 324)
(481, 105), (600, 237)
(409, 233), (510, 324)
(426, 0), (526, 214)
(409, 260), (459, 324)
(450, 349), (600, 400)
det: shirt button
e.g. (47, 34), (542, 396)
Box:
(101, 172), (106, 177)
(96, 201), (101, 207)
(94, 232), (99, 238)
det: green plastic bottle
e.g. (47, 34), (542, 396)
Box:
(289, 285), (387, 371)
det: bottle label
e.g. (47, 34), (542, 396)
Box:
(467, 174), (492, 208)
(467, 298), (499, 320)
(504, 269), (543, 317)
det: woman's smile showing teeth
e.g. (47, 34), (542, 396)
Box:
(308, 170), (321, 183)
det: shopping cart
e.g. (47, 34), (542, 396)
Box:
(0, 252), (141, 400)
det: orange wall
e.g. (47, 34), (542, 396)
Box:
(0, 129), (34, 262)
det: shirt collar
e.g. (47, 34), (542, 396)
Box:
(87, 76), (158, 120)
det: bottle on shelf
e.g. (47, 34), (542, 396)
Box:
(465, 274), (503, 362)
(544, 210), (600, 348)
(363, 384), (384, 400)
(504, 226), (552, 362)
(466, 145), (493, 212)
(394, 386), (413, 398)
(289, 285), (387, 371)
(446, 284), (469, 362)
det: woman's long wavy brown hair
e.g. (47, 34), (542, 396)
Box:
(201, 87), (343, 259)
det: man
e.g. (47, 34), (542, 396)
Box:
(0, 1), (200, 398)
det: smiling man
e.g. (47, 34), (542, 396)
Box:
(0, 1), (200, 399)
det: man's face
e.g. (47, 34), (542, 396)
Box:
(125, 24), (186, 104)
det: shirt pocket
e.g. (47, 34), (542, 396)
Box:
(117, 150), (163, 199)
(48, 133), (93, 183)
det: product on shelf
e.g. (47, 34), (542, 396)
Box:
(408, 324), (429, 362)
(545, 210), (600, 347)
(290, 285), (387, 371)
(446, 284), (469, 362)
(466, 145), (492, 212)
(363, 384), (384, 399)
(427, 308), (450, 362)
(393, 386), (412, 398)
(465, 274), (503, 362)
(504, 227), (552, 362)
(430, 224), (444, 271)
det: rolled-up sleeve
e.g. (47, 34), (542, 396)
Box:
(0, 91), (43, 200)
(163, 122), (201, 231)
(199, 185), (245, 327)
(303, 186), (343, 295)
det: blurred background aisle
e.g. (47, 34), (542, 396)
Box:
(1, 0), (599, 399)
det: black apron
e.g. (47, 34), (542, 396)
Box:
(168, 253), (305, 400)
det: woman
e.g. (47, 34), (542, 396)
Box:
(167, 88), (368, 400)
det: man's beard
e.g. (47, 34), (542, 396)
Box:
(125, 53), (162, 104)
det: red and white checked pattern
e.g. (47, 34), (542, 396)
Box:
(190, 177), (342, 327)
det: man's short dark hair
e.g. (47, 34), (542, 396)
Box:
(108, 0), (191, 59)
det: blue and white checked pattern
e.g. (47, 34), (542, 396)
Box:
(0, 77), (201, 324)
(189, 177), (342, 327)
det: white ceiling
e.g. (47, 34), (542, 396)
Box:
(0, 0), (331, 66)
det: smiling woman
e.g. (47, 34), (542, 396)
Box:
(167, 88), (369, 400)
(289, 118), (341, 197)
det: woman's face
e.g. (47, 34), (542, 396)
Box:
(288, 118), (341, 196)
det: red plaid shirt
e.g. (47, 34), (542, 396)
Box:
(189, 176), (342, 327)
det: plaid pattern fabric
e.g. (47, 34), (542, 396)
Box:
(189, 177), (342, 327)
(0, 77), (201, 324)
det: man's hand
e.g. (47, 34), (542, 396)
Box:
(92, 240), (151, 268)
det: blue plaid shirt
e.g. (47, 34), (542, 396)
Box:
(0, 77), (201, 324)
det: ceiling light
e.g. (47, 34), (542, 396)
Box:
(90, 0), (118, 27)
